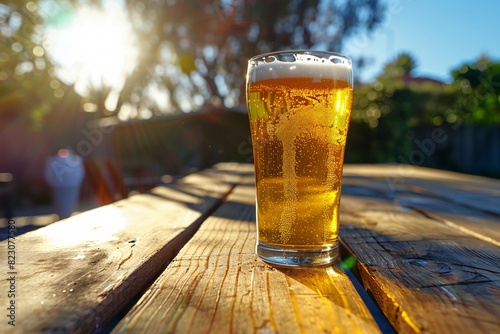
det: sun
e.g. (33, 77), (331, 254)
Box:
(46, 2), (138, 96)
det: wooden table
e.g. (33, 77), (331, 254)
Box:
(1, 163), (499, 333)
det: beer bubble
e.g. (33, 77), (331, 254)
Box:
(250, 55), (351, 83)
(248, 56), (352, 250)
(265, 56), (276, 63)
(329, 57), (342, 64)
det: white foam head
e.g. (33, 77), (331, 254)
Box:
(248, 51), (352, 83)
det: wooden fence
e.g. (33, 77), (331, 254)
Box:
(413, 125), (500, 178)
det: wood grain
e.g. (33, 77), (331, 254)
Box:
(340, 168), (500, 334)
(343, 165), (500, 244)
(0, 164), (244, 333)
(113, 180), (382, 334)
(2, 162), (497, 333)
(343, 164), (500, 215)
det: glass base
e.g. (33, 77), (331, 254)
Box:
(257, 242), (338, 268)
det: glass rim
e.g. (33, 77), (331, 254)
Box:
(248, 49), (351, 65)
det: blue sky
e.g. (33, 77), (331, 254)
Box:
(346, 0), (500, 83)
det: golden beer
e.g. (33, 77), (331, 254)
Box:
(246, 51), (353, 267)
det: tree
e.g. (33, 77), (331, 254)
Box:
(451, 55), (500, 124)
(0, 0), (74, 128)
(377, 52), (418, 82)
(348, 51), (453, 163)
(116, 0), (387, 115)
(1, 0), (387, 122)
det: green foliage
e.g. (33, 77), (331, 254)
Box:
(451, 55), (500, 124)
(347, 53), (500, 164)
(117, 0), (387, 114)
(1, 0), (388, 126)
(0, 0), (82, 131)
(379, 52), (418, 78)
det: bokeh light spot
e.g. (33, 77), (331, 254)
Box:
(433, 116), (443, 126)
(54, 88), (64, 98)
(374, 81), (384, 91)
(83, 103), (98, 112)
(50, 79), (60, 89)
(12, 42), (22, 52)
(33, 46), (44, 57)
(446, 113), (457, 123)
(26, 2), (37, 12)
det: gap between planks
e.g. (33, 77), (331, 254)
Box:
(111, 174), (387, 334)
(0, 163), (247, 334)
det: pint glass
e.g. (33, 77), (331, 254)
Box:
(246, 50), (353, 267)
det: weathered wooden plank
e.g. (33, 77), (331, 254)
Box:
(339, 189), (500, 334)
(396, 192), (500, 246)
(400, 179), (500, 216)
(113, 180), (382, 334)
(342, 165), (500, 245)
(343, 164), (500, 215)
(343, 164), (500, 189)
(0, 164), (244, 333)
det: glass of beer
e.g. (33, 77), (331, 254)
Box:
(246, 50), (353, 267)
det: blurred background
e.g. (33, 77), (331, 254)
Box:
(1, 0), (499, 223)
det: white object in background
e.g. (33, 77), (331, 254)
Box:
(44, 149), (85, 219)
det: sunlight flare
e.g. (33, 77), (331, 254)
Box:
(46, 2), (138, 96)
